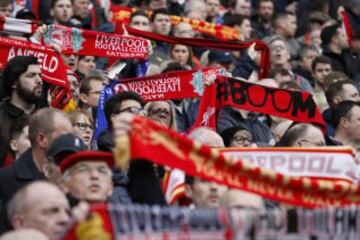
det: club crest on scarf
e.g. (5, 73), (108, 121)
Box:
(44, 25), (84, 52)
(191, 68), (225, 96)
(191, 70), (205, 96)
(200, 107), (216, 127)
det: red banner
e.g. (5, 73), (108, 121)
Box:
(111, 6), (241, 41)
(115, 67), (223, 101)
(194, 76), (326, 130)
(44, 24), (151, 60)
(0, 36), (68, 89)
(114, 116), (360, 208)
(123, 26), (270, 79)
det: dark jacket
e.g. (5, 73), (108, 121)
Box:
(232, 53), (257, 80)
(0, 149), (46, 233)
(0, 99), (33, 166)
(322, 108), (334, 137)
(323, 47), (359, 78)
(217, 106), (274, 145)
(97, 129), (114, 152)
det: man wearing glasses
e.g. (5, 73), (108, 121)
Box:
(98, 91), (145, 152)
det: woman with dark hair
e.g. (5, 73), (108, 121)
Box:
(169, 44), (194, 69)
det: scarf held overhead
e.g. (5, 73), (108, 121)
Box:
(44, 24), (151, 60)
(194, 76), (326, 130)
(0, 36), (68, 88)
(114, 116), (359, 208)
(122, 26), (270, 79)
(111, 5), (241, 41)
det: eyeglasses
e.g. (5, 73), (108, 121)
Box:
(117, 107), (143, 115)
(74, 123), (94, 131)
(232, 136), (253, 144)
(148, 108), (171, 117)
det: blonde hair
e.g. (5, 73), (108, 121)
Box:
(144, 100), (177, 131)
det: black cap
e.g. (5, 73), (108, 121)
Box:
(208, 50), (232, 64)
(47, 133), (87, 165)
(15, 8), (36, 20)
(220, 125), (251, 147)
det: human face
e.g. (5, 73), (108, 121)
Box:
(73, 114), (93, 148)
(187, 178), (228, 208)
(235, 0), (251, 16)
(118, 100), (142, 115)
(65, 161), (113, 202)
(313, 63), (332, 86)
(130, 15), (151, 32)
(19, 185), (70, 239)
(10, 126), (31, 159)
(285, 14), (297, 37)
(206, 0), (220, 18)
(86, 79), (103, 107)
(240, 19), (252, 40)
(258, 1), (274, 22)
(294, 127), (326, 147)
(270, 40), (290, 67)
(73, 0), (90, 19)
(310, 29), (322, 48)
(300, 49), (319, 72)
(51, 0), (73, 24)
(229, 130), (253, 147)
(173, 23), (194, 38)
(0, 3), (13, 17)
(341, 84), (360, 102)
(68, 74), (79, 103)
(17, 64), (43, 104)
(76, 56), (96, 76)
(346, 106), (360, 143)
(171, 45), (190, 66)
(148, 101), (172, 128)
(152, 13), (171, 35)
(62, 54), (78, 71)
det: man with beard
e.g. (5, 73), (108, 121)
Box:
(252, 0), (275, 38)
(0, 56), (43, 166)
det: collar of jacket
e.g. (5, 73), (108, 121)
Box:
(14, 149), (45, 181)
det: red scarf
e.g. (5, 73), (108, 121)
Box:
(0, 36), (71, 108)
(111, 5), (240, 41)
(115, 69), (325, 130)
(115, 67), (222, 100)
(114, 116), (360, 208)
(341, 8), (353, 48)
(122, 26), (270, 79)
(194, 76), (326, 131)
(44, 24), (150, 60)
(0, 36), (68, 89)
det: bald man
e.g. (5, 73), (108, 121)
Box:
(185, 128), (228, 208)
(7, 181), (70, 240)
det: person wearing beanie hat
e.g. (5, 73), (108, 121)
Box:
(60, 150), (114, 203)
(220, 125), (254, 147)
